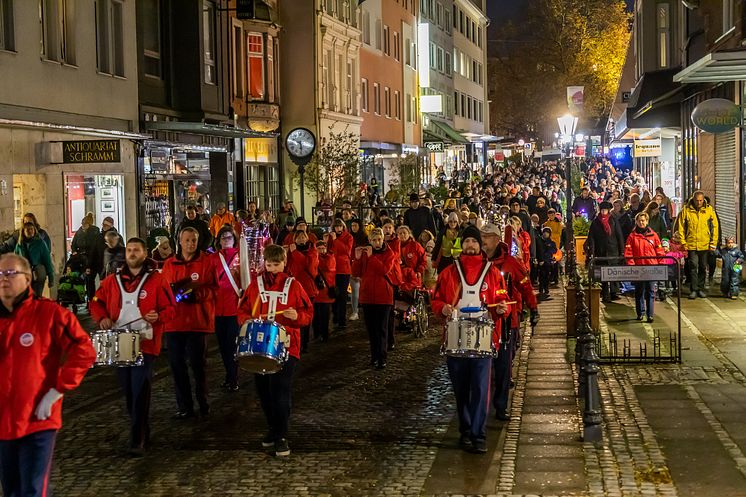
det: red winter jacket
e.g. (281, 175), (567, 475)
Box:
(282, 231), (317, 247)
(400, 239), (426, 291)
(161, 251), (217, 333)
(490, 242), (537, 329)
(431, 254), (510, 346)
(315, 253), (337, 304)
(287, 245), (320, 301)
(212, 247), (241, 316)
(329, 230), (353, 275)
(89, 262), (176, 356)
(625, 228), (665, 265)
(352, 243), (402, 305)
(518, 230), (532, 269)
(0, 291), (96, 440)
(237, 272), (314, 359)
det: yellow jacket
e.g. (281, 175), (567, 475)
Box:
(543, 219), (564, 248)
(209, 211), (236, 237)
(676, 198), (719, 251)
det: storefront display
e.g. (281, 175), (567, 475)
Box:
(64, 174), (126, 252)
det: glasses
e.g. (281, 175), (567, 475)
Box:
(221, 234), (234, 240)
(0, 270), (29, 280)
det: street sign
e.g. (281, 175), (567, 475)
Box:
(594, 265), (671, 282)
(425, 142), (444, 152)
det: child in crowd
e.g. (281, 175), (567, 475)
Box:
(719, 236), (744, 300)
(314, 240), (336, 341)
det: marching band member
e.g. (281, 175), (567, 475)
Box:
(211, 226), (242, 391)
(480, 222), (539, 422)
(397, 225), (427, 292)
(327, 219), (353, 328)
(352, 228), (401, 370)
(161, 227), (217, 420)
(431, 225), (509, 454)
(89, 238), (176, 455)
(314, 240), (336, 342)
(282, 218), (317, 246)
(287, 230), (319, 353)
(382, 219), (400, 349)
(237, 245), (313, 457)
(0, 253), (96, 495)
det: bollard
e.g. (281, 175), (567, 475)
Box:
(582, 331), (603, 443)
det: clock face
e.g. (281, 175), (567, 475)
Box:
(286, 128), (316, 159)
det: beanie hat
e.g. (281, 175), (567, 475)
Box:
(599, 201), (613, 211)
(409, 192), (420, 202)
(461, 224), (483, 248)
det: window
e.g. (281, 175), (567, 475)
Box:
(466, 16), (470, 39)
(142, 0), (161, 77)
(393, 32), (400, 60)
(724, 0), (735, 33)
(444, 51), (451, 75)
(454, 91), (459, 116)
(248, 33), (265, 99)
(478, 101), (483, 123)
(202, 1), (216, 84)
(459, 10), (464, 34)
(267, 34), (276, 102)
(325, 0), (334, 15)
(375, 19), (381, 50)
(452, 4), (457, 28)
(346, 60), (354, 111)
(436, 46), (444, 71)
(429, 42), (436, 69)
(656, 3), (669, 68)
(466, 96), (472, 119)
(477, 26), (482, 48)
(453, 47), (459, 73)
(323, 49), (331, 107)
(0, 0), (14, 51)
(362, 11), (370, 45)
(460, 93), (465, 116)
(373, 83), (380, 114)
(477, 63), (482, 85)
(472, 60), (477, 82)
(427, 0), (434, 18)
(232, 24), (244, 97)
(362, 78), (369, 112)
(383, 25), (389, 55)
(43, 0), (75, 64)
(444, 9), (451, 34)
(405, 92), (412, 122)
(394, 91), (401, 119)
(436, 2), (442, 26)
(336, 0), (347, 22)
(96, 0), (125, 75)
(471, 20), (475, 42)
(384, 87), (391, 117)
(405, 37), (411, 65)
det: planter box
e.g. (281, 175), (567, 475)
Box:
(575, 236), (588, 266)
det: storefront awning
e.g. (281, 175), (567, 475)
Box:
(0, 118), (149, 139)
(673, 50), (746, 83)
(427, 119), (470, 144)
(145, 122), (276, 139)
(613, 68), (682, 141)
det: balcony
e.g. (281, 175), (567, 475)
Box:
(246, 102), (280, 132)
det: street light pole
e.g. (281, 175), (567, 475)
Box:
(557, 114), (578, 283)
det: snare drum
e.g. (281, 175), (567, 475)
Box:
(442, 317), (495, 358)
(236, 319), (289, 374)
(91, 329), (143, 367)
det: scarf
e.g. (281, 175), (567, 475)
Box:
(598, 213), (611, 236)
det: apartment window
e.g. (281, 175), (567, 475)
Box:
(362, 78), (369, 112)
(429, 42), (436, 69)
(460, 93), (465, 116)
(472, 60), (477, 82)
(723, 0), (734, 33)
(444, 9), (451, 34)
(405, 92), (412, 121)
(471, 20), (475, 42)
(43, 0), (76, 64)
(427, 0), (434, 18)
(453, 47), (459, 73)
(202, 1), (216, 84)
(96, 0), (126, 76)
(375, 19), (382, 50)
(362, 11), (370, 44)
(405, 37), (412, 65)
(384, 87), (391, 117)
(346, 60), (354, 111)
(452, 4), (457, 28)
(478, 101), (483, 123)
(336, 0), (347, 22)
(466, 16), (470, 40)
(0, 0), (14, 51)
(466, 96), (472, 119)
(394, 91), (401, 120)
(323, 49), (331, 107)
(248, 33), (264, 99)
(436, 2), (442, 26)
(454, 91), (459, 116)
(656, 3), (669, 68)
(393, 31), (399, 60)
(267, 34), (276, 102)
(383, 25), (389, 55)
(444, 51), (451, 75)
(459, 10), (464, 34)
(232, 24), (244, 97)
(477, 63), (482, 85)
(325, 0), (334, 15)
(436, 46), (444, 71)
(142, 0), (161, 77)
(477, 26), (482, 48)
(373, 83), (380, 114)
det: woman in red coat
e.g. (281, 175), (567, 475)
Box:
(286, 230), (319, 353)
(397, 225), (427, 292)
(328, 219), (353, 327)
(624, 212), (665, 323)
(313, 240), (336, 342)
(352, 228), (401, 369)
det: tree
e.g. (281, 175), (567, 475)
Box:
(298, 130), (360, 206)
(388, 153), (421, 202)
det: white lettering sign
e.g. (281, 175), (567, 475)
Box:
(597, 265), (670, 282)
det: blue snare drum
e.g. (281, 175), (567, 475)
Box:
(236, 319), (289, 374)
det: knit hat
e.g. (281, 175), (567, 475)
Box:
(510, 197), (521, 206)
(409, 192), (420, 202)
(461, 224), (483, 248)
(294, 217), (307, 228)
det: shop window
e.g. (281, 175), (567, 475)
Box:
(203, 0), (216, 84)
(42, 0), (75, 64)
(247, 33), (264, 99)
(0, 0), (14, 51)
(142, 0), (161, 78)
(64, 174), (125, 252)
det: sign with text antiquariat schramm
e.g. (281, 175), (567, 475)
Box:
(62, 140), (121, 163)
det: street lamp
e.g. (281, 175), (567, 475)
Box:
(557, 113), (578, 280)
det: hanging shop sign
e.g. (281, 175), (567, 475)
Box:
(691, 98), (742, 134)
(425, 142), (444, 152)
(62, 140), (121, 163)
(633, 138), (661, 158)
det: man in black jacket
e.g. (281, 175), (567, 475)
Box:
(571, 187), (598, 220)
(177, 206), (212, 251)
(403, 193), (436, 239)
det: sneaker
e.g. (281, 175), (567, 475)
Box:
(636, 315), (643, 321)
(647, 317), (654, 323)
(689, 292), (697, 300)
(349, 312), (359, 321)
(471, 439), (488, 454)
(127, 445), (145, 457)
(458, 434), (472, 451)
(171, 410), (195, 420)
(495, 410), (511, 421)
(697, 290), (707, 298)
(274, 438), (291, 457)
(261, 434), (275, 448)
(731, 295), (739, 300)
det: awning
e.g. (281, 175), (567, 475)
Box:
(613, 68), (682, 141)
(427, 119), (470, 144)
(145, 122), (276, 139)
(673, 50), (746, 83)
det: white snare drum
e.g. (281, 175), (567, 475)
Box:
(442, 317), (495, 358)
(91, 329), (143, 367)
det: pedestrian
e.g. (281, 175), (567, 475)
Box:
(434, 212), (462, 272)
(644, 201), (668, 242)
(151, 236), (174, 269)
(89, 238), (176, 456)
(625, 212), (665, 322)
(328, 219), (353, 329)
(719, 236), (744, 299)
(237, 244), (313, 457)
(282, 218), (317, 246)
(71, 212), (102, 301)
(571, 187), (597, 220)
(209, 202), (236, 238)
(0, 253), (96, 495)
(585, 202), (625, 302)
(348, 219), (367, 321)
(0, 213), (51, 255)
(13, 222), (55, 297)
(431, 225), (510, 454)
(677, 191), (719, 299)
(352, 228), (401, 369)
(100, 230), (126, 278)
(397, 225), (427, 292)
(314, 240), (336, 342)
(286, 230), (319, 353)
(178, 205), (213, 252)
(275, 216), (295, 245)
(161, 227), (217, 420)
(537, 227), (558, 297)
(403, 193), (437, 239)
(211, 226), (242, 392)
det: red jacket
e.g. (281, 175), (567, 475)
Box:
(625, 228), (665, 265)
(431, 254), (509, 345)
(89, 262), (176, 356)
(518, 230), (532, 268)
(315, 253), (337, 304)
(0, 291), (95, 440)
(490, 242), (537, 329)
(212, 247), (241, 316)
(329, 230), (353, 275)
(287, 245), (320, 301)
(400, 239), (426, 291)
(161, 251), (217, 333)
(237, 272), (314, 359)
(352, 244), (402, 305)
(282, 231), (317, 247)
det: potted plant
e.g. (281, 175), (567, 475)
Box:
(572, 215), (591, 265)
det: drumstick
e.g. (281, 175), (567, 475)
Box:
(258, 310), (286, 319)
(487, 301), (517, 307)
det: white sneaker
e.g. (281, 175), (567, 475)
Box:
(349, 312), (359, 321)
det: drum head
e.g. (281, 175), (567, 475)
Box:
(238, 354), (283, 374)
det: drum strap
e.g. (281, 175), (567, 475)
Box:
(257, 275), (294, 320)
(218, 252), (242, 297)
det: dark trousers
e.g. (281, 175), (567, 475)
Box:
(0, 429), (57, 497)
(447, 357), (492, 442)
(166, 332), (208, 413)
(255, 356), (298, 442)
(313, 302), (332, 341)
(688, 250), (709, 292)
(215, 316), (240, 386)
(300, 326), (310, 353)
(493, 329), (517, 413)
(363, 304), (391, 363)
(85, 273), (96, 302)
(708, 251), (717, 281)
(333, 274), (351, 326)
(117, 354), (155, 448)
(387, 304), (396, 348)
(720, 267), (741, 296)
(634, 282), (655, 318)
(539, 263), (552, 293)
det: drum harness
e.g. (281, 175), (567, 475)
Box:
(115, 271), (153, 339)
(453, 259), (493, 351)
(239, 276), (294, 347)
